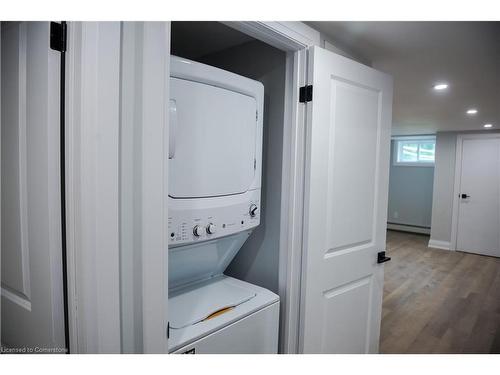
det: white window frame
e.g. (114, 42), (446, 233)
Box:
(392, 135), (436, 167)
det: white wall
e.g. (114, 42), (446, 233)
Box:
(199, 40), (286, 294)
(388, 140), (434, 230)
(322, 37), (372, 66)
(429, 132), (457, 244)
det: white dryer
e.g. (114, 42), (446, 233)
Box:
(167, 56), (279, 354)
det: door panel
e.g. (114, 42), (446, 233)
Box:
(456, 137), (500, 257)
(326, 80), (379, 252)
(321, 276), (371, 353)
(300, 46), (392, 353)
(1, 22), (65, 351)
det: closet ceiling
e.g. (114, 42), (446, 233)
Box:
(171, 21), (253, 60)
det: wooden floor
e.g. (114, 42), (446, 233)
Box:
(380, 230), (500, 353)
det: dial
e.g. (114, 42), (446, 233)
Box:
(249, 204), (258, 217)
(206, 223), (216, 234)
(193, 225), (205, 237)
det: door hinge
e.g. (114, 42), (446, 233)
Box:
(50, 22), (67, 52)
(299, 85), (313, 103)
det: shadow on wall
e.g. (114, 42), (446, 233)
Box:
(200, 40), (287, 295)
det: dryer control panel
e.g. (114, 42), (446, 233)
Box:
(168, 190), (261, 247)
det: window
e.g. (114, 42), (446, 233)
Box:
(393, 136), (436, 166)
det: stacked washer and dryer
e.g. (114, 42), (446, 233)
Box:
(167, 56), (280, 354)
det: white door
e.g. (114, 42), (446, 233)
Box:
(300, 46), (393, 353)
(455, 135), (500, 257)
(1, 22), (66, 351)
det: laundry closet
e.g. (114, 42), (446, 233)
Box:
(166, 22), (288, 353)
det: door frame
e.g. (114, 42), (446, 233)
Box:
(450, 132), (500, 251)
(65, 21), (319, 353)
(65, 22), (124, 353)
(66, 22), (171, 353)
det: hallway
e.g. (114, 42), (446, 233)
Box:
(380, 230), (500, 353)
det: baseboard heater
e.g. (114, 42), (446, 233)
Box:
(387, 222), (431, 235)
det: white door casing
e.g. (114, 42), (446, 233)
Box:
(65, 21), (122, 353)
(1, 21), (65, 351)
(300, 46), (393, 353)
(453, 134), (500, 257)
(65, 21), (170, 353)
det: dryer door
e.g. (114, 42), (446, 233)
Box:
(169, 77), (257, 199)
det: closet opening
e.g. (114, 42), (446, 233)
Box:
(168, 21), (289, 353)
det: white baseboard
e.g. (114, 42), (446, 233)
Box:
(428, 239), (452, 250)
(387, 223), (430, 235)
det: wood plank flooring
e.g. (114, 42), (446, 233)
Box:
(380, 230), (500, 353)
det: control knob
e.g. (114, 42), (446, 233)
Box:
(193, 225), (205, 237)
(249, 204), (258, 217)
(206, 223), (216, 234)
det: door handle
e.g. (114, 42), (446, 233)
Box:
(460, 193), (470, 199)
(377, 251), (391, 264)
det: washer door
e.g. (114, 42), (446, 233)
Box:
(169, 77), (257, 199)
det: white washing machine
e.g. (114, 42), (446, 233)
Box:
(167, 56), (279, 354)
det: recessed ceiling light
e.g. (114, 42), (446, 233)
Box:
(466, 109), (478, 115)
(483, 124), (493, 128)
(433, 83), (448, 90)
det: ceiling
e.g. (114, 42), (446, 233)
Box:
(171, 21), (254, 60)
(307, 22), (500, 135)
